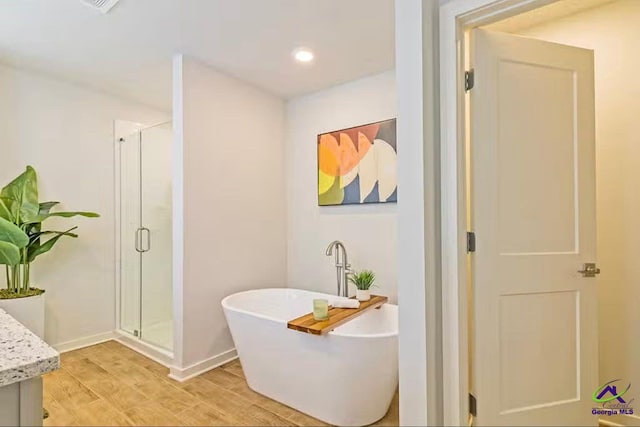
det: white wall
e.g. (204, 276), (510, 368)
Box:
(0, 63), (168, 349)
(173, 56), (287, 372)
(396, 1), (443, 425)
(513, 1), (640, 424)
(286, 71), (398, 302)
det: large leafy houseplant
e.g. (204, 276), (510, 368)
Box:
(0, 166), (99, 299)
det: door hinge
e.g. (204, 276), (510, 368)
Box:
(465, 69), (475, 92)
(467, 231), (476, 253)
(469, 393), (477, 417)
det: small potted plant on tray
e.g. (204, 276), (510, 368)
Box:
(348, 270), (377, 302)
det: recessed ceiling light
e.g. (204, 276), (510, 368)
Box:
(293, 48), (315, 63)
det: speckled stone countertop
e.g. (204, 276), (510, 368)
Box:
(0, 308), (59, 387)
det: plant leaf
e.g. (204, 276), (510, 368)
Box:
(0, 166), (39, 224)
(0, 198), (12, 221)
(348, 269), (376, 290)
(0, 241), (20, 266)
(28, 229), (79, 252)
(27, 227), (78, 263)
(31, 230), (79, 240)
(39, 201), (60, 215)
(45, 211), (100, 219)
(25, 211), (100, 224)
(0, 217), (29, 248)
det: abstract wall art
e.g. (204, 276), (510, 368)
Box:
(318, 118), (397, 206)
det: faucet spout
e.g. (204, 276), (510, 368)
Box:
(325, 241), (350, 298)
(325, 240), (340, 256)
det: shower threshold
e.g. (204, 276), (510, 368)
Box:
(116, 329), (174, 368)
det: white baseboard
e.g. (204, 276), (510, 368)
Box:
(53, 331), (118, 353)
(169, 348), (237, 382)
(52, 331), (236, 384)
(599, 413), (640, 427)
(600, 419), (625, 427)
(626, 415), (640, 423)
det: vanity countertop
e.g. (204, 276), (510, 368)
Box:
(0, 308), (59, 387)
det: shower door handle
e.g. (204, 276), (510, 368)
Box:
(135, 228), (151, 252)
(135, 228), (143, 253)
(140, 227), (151, 253)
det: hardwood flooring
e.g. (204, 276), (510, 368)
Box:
(44, 340), (399, 426)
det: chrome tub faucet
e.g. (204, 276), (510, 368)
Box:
(325, 241), (352, 298)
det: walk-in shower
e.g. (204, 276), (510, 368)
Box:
(116, 121), (173, 357)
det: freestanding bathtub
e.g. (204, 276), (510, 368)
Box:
(221, 288), (398, 426)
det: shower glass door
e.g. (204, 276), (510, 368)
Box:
(120, 128), (142, 339)
(119, 121), (173, 351)
(140, 122), (173, 350)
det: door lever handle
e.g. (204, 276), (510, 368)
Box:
(578, 263), (601, 277)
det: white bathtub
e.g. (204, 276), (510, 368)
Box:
(221, 288), (398, 426)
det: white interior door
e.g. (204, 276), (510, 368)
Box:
(469, 29), (598, 426)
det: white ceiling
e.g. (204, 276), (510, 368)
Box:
(0, 0), (396, 110)
(483, 0), (618, 33)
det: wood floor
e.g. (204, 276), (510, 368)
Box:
(43, 340), (399, 426)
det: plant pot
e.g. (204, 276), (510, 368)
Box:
(356, 289), (371, 302)
(0, 293), (45, 339)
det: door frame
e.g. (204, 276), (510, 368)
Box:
(114, 119), (142, 338)
(438, 1), (563, 425)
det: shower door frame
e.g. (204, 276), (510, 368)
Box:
(113, 119), (174, 362)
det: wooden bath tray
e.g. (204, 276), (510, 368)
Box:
(287, 295), (388, 336)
